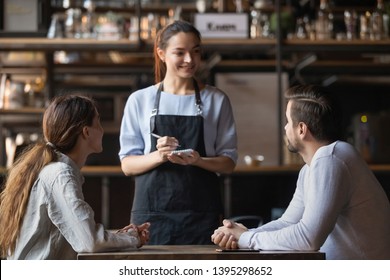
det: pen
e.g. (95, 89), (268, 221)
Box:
(150, 133), (181, 147)
(150, 133), (162, 139)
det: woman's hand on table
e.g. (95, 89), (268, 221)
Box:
(117, 222), (151, 247)
(136, 222), (150, 247)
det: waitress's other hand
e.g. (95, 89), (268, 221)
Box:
(167, 149), (200, 165)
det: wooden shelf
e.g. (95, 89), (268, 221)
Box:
(1, 38), (389, 53)
(0, 38), (276, 53)
(283, 39), (390, 52)
(0, 38), (144, 52)
(0, 108), (45, 114)
(0, 108), (44, 124)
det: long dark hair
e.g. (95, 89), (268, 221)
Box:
(154, 20), (202, 83)
(0, 94), (97, 258)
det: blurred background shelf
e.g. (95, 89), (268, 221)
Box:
(1, 0), (389, 228)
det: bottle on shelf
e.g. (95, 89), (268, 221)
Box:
(344, 10), (358, 40)
(315, 0), (333, 40)
(24, 81), (35, 108)
(81, 0), (97, 39)
(0, 74), (9, 109)
(47, 13), (65, 38)
(370, 0), (387, 40)
(295, 17), (308, 39)
(250, 8), (261, 39)
(359, 12), (371, 40)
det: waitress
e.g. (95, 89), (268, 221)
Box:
(119, 20), (238, 244)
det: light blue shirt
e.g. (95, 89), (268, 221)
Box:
(119, 84), (238, 164)
(9, 153), (140, 260)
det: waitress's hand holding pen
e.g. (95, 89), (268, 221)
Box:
(151, 133), (180, 162)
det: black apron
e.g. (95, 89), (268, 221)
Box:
(131, 80), (222, 245)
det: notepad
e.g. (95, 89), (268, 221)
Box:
(170, 149), (193, 156)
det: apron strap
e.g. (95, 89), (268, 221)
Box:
(193, 79), (202, 116)
(150, 79), (202, 133)
(150, 82), (163, 133)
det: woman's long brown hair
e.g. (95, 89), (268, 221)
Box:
(0, 94), (96, 258)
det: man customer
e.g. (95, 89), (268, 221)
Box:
(211, 84), (390, 259)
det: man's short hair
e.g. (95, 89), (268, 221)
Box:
(285, 85), (342, 142)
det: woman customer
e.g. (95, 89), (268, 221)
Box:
(119, 20), (238, 245)
(0, 94), (150, 260)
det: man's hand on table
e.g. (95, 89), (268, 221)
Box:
(211, 219), (248, 249)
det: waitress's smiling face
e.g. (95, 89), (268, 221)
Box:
(157, 31), (201, 79)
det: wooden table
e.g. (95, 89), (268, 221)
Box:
(77, 245), (325, 260)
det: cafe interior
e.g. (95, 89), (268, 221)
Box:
(0, 0), (389, 237)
